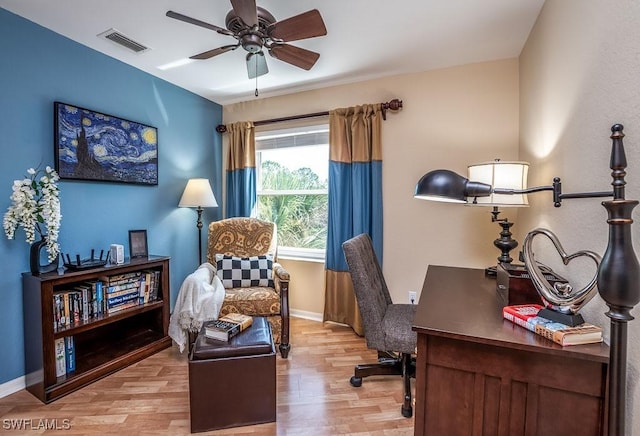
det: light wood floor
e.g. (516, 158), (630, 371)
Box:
(0, 317), (415, 435)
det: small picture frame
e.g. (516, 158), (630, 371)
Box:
(128, 230), (148, 259)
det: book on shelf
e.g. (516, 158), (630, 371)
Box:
(95, 280), (104, 316)
(146, 270), (160, 302)
(70, 291), (81, 325)
(63, 292), (70, 326)
(53, 294), (64, 329)
(64, 336), (75, 373)
(106, 289), (139, 307)
(503, 304), (603, 346)
(204, 314), (253, 342)
(106, 300), (139, 315)
(54, 338), (66, 377)
(75, 283), (91, 322)
(138, 277), (146, 304)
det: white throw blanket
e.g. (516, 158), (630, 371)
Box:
(168, 263), (226, 352)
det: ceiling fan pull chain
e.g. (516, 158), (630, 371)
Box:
(255, 62), (259, 97)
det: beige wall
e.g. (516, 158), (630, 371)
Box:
(223, 59), (520, 314)
(278, 258), (325, 318)
(519, 1), (640, 433)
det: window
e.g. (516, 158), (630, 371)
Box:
(255, 124), (329, 260)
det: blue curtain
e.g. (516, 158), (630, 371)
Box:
(225, 121), (256, 218)
(324, 104), (383, 335)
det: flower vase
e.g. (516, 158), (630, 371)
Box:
(30, 237), (59, 275)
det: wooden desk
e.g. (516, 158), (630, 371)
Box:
(412, 265), (609, 436)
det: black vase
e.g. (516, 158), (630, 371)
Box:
(30, 237), (59, 275)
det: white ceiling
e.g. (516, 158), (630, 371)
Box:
(0, 0), (545, 105)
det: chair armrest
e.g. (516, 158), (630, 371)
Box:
(273, 262), (289, 295)
(273, 262), (290, 282)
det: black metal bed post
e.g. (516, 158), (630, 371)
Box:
(597, 124), (640, 436)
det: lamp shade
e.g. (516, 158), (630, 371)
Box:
(178, 178), (218, 208)
(414, 169), (492, 203)
(467, 160), (529, 207)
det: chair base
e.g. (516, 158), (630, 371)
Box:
(350, 351), (415, 418)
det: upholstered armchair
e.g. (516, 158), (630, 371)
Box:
(207, 217), (290, 358)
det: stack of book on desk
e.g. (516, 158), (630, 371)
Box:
(503, 304), (603, 346)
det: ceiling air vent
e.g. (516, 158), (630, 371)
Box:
(98, 28), (149, 53)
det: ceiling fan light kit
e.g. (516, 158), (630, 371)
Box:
(166, 0), (327, 80)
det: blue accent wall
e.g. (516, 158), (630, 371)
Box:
(0, 9), (222, 384)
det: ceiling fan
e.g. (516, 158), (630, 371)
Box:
(166, 0), (327, 79)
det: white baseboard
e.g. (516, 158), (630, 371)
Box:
(290, 309), (323, 322)
(0, 376), (25, 399)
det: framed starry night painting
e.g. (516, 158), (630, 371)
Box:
(54, 102), (158, 185)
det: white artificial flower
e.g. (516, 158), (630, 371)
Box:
(3, 166), (62, 262)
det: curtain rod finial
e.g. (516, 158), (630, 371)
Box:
(216, 124), (227, 133)
(380, 98), (402, 120)
(383, 99), (403, 111)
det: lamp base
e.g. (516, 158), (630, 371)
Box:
(485, 261), (518, 277)
(538, 308), (585, 327)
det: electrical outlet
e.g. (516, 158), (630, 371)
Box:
(409, 291), (417, 304)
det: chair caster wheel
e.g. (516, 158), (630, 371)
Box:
(350, 376), (362, 387)
(401, 406), (413, 418)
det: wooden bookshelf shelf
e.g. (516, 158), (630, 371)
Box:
(23, 256), (171, 403)
(52, 300), (165, 338)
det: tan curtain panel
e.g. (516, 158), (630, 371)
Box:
(323, 103), (383, 336)
(329, 104), (382, 164)
(225, 121), (256, 218)
(226, 121), (255, 171)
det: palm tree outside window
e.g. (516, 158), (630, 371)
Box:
(255, 124), (329, 260)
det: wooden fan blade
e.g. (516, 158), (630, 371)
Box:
(246, 52), (268, 79)
(269, 44), (320, 70)
(267, 9), (327, 42)
(190, 44), (239, 60)
(166, 11), (234, 36)
(230, 0), (258, 27)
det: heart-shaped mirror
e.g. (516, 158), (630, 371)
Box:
(522, 228), (601, 315)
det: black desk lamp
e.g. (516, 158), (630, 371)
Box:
(414, 124), (639, 436)
(466, 159), (529, 272)
(179, 178), (218, 265)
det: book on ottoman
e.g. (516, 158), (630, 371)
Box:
(204, 314), (253, 342)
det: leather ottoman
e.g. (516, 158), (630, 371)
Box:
(188, 316), (276, 433)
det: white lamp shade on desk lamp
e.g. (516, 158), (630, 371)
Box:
(467, 160), (529, 207)
(466, 160), (530, 268)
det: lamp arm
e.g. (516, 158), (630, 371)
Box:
(493, 178), (613, 207)
(492, 186), (554, 195)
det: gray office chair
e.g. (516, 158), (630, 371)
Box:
(342, 233), (417, 418)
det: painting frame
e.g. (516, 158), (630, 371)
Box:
(54, 101), (158, 185)
(128, 229), (149, 259)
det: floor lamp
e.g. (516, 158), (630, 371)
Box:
(414, 124), (639, 436)
(179, 178), (218, 265)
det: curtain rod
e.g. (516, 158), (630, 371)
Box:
(215, 98), (403, 133)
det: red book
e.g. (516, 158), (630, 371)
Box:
(502, 304), (543, 332)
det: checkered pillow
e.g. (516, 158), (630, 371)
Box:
(215, 254), (274, 288)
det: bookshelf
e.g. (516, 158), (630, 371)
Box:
(22, 255), (171, 403)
